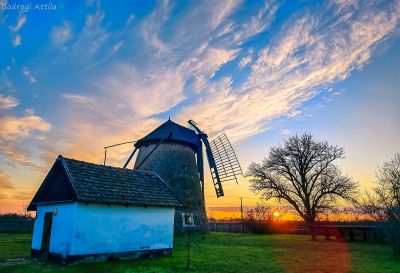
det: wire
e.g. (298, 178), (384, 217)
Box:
(205, 195), (259, 200)
(104, 140), (136, 149)
(3, 186), (34, 189)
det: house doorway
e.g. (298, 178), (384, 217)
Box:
(40, 212), (53, 260)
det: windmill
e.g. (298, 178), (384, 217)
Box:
(121, 119), (242, 233)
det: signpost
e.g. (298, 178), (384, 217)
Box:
(183, 182), (195, 270)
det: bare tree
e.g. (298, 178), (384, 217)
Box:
(247, 133), (358, 225)
(357, 153), (400, 252)
(374, 152), (400, 221)
(19, 203), (32, 218)
(244, 202), (273, 233)
(244, 202), (272, 223)
(356, 191), (388, 222)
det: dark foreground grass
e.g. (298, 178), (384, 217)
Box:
(0, 233), (31, 259)
(0, 232), (399, 273)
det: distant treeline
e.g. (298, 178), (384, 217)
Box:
(0, 213), (34, 232)
(208, 219), (383, 234)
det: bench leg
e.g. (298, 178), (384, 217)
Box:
(335, 229), (344, 241)
(311, 227), (316, 241)
(349, 228), (355, 241)
(325, 228), (330, 240)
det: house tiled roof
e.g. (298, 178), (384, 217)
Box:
(28, 156), (182, 210)
(135, 119), (201, 149)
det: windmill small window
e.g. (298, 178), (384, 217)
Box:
(182, 164), (187, 173)
(182, 212), (195, 228)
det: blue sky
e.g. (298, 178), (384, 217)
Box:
(0, 0), (399, 213)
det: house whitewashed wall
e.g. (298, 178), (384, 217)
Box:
(32, 202), (175, 262)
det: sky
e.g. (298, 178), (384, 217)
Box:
(0, 0), (399, 217)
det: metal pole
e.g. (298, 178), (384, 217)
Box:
(185, 183), (191, 270)
(135, 133), (172, 170)
(103, 140), (136, 166)
(240, 197), (243, 219)
(123, 147), (138, 169)
(240, 197), (243, 233)
(186, 228), (191, 269)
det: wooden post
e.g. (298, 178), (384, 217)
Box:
(363, 229), (368, 241)
(311, 226), (316, 240)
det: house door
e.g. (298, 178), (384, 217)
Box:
(40, 212), (53, 260)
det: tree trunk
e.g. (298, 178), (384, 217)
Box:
(305, 215), (316, 240)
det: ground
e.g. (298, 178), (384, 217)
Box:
(0, 232), (399, 273)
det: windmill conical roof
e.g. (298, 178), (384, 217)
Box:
(135, 119), (201, 150)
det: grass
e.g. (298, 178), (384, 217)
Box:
(0, 233), (31, 259)
(0, 232), (399, 273)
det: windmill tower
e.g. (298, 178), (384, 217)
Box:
(123, 119), (242, 233)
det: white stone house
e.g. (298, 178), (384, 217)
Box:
(28, 155), (182, 264)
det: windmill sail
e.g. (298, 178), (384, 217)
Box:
(188, 120), (242, 198)
(209, 133), (243, 185)
(202, 137), (224, 197)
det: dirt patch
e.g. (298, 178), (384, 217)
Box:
(0, 257), (35, 267)
(272, 236), (351, 273)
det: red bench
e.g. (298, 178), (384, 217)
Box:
(309, 225), (383, 242)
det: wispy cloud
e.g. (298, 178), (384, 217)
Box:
(73, 8), (110, 58)
(0, 94), (18, 109)
(111, 40), (124, 53)
(3, 0), (398, 170)
(140, 0), (171, 54)
(22, 67), (37, 83)
(101, 64), (187, 117)
(0, 171), (13, 189)
(0, 0), (399, 214)
(8, 13), (27, 47)
(281, 129), (290, 136)
(12, 35), (21, 47)
(232, 0), (279, 45)
(0, 115), (51, 169)
(0, 171), (35, 202)
(51, 0), (400, 166)
(51, 21), (73, 50)
(12, 14), (26, 32)
(52, 6), (111, 65)
(0, 116), (51, 141)
(238, 50), (253, 69)
(176, 0), (400, 140)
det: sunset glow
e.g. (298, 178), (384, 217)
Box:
(0, 1), (399, 219)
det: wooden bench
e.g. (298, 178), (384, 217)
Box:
(309, 225), (384, 242)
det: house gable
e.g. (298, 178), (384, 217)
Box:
(28, 155), (183, 211)
(28, 159), (77, 211)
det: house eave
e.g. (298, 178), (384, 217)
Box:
(77, 199), (183, 208)
(27, 199), (76, 211)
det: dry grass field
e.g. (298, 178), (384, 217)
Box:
(0, 232), (399, 273)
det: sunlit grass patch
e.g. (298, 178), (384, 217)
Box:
(0, 232), (399, 273)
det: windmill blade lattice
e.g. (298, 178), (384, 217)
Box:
(209, 133), (243, 185)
